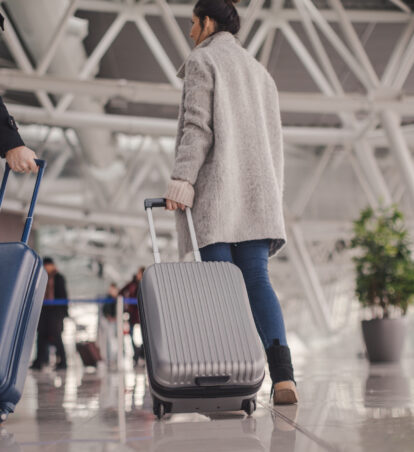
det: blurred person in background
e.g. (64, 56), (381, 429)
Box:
(120, 266), (145, 367)
(31, 257), (69, 371)
(98, 283), (118, 368)
(103, 283), (117, 321)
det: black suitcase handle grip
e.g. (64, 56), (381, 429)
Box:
(144, 198), (167, 209)
(0, 159), (47, 244)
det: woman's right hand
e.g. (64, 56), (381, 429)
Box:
(165, 199), (186, 211)
(6, 146), (38, 173)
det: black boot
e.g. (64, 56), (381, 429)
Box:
(265, 339), (295, 385)
(265, 339), (298, 405)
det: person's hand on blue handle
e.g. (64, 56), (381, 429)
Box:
(6, 146), (38, 173)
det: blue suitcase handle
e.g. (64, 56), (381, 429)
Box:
(0, 159), (47, 244)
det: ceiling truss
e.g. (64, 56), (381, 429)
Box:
(1, 0), (414, 335)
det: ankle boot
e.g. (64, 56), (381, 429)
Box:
(265, 339), (298, 405)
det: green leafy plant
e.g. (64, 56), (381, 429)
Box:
(349, 205), (414, 318)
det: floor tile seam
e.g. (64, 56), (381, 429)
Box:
(17, 436), (151, 448)
(13, 414), (102, 448)
(24, 431), (76, 452)
(257, 401), (342, 452)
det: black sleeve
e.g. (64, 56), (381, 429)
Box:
(0, 96), (24, 158)
(54, 273), (68, 300)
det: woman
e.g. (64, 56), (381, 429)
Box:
(164, 0), (298, 405)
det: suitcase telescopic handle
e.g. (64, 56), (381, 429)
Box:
(0, 159), (47, 244)
(144, 198), (202, 264)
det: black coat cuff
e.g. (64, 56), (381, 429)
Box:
(0, 100), (25, 158)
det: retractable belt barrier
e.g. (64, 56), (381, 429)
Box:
(42, 298), (137, 306)
(45, 296), (136, 371)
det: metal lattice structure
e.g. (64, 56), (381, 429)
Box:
(1, 0), (414, 340)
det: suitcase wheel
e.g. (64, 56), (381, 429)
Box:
(242, 399), (256, 416)
(153, 398), (166, 420)
(0, 411), (8, 424)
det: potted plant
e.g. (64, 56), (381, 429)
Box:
(349, 204), (414, 362)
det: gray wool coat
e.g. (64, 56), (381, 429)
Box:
(170, 31), (287, 260)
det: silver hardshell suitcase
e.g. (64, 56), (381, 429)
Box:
(138, 198), (265, 419)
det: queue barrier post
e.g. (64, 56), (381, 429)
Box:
(116, 295), (124, 371)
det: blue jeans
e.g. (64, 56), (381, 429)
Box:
(199, 240), (288, 350)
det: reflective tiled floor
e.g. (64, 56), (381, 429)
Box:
(2, 326), (414, 452)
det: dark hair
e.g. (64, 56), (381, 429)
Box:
(194, 0), (241, 35)
(43, 257), (54, 265)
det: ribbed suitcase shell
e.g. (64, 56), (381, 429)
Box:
(139, 260), (265, 413)
(0, 243), (47, 417)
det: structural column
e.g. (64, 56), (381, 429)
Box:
(381, 110), (414, 207)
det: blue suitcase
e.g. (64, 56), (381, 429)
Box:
(0, 160), (47, 423)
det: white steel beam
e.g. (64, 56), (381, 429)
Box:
(109, 136), (147, 207)
(328, 0), (380, 87)
(389, 0), (412, 13)
(286, 3), (392, 206)
(280, 22), (334, 95)
(8, 103), (363, 144)
(283, 1), (380, 332)
(354, 140), (393, 205)
(259, 27), (276, 68)
(247, 20), (273, 57)
(64, 131), (108, 209)
(239, 0), (266, 44)
(42, 149), (72, 183)
(154, 140), (173, 183)
(76, 1), (412, 24)
(392, 32), (414, 90)
(0, 70), (181, 105)
(36, 0), (81, 75)
(1, 198), (175, 231)
(56, 12), (127, 113)
(293, 0), (342, 93)
(11, 103), (414, 148)
(292, 146), (334, 219)
(281, 94), (414, 116)
(0, 6), (54, 113)
(381, 17), (414, 86)
(4, 70), (414, 115)
(8, 103), (178, 136)
(154, 0), (191, 61)
(381, 111), (414, 207)
(287, 223), (333, 334)
(135, 16), (182, 89)
(347, 150), (380, 209)
(300, 0), (371, 90)
(122, 157), (154, 209)
(12, 102), (414, 148)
